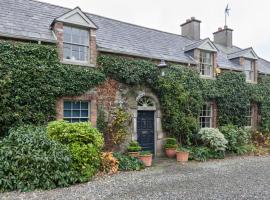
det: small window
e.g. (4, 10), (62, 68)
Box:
(63, 101), (90, 123)
(199, 51), (213, 77)
(244, 59), (255, 82)
(246, 104), (253, 127)
(199, 103), (213, 128)
(63, 26), (89, 62)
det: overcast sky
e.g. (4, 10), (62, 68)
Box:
(40, 0), (270, 60)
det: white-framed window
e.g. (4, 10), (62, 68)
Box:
(244, 59), (255, 82)
(199, 51), (213, 77)
(199, 103), (213, 128)
(63, 101), (90, 123)
(246, 103), (253, 127)
(63, 26), (89, 62)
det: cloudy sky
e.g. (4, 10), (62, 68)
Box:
(40, 0), (270, 60)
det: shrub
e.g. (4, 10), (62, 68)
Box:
(105, 107), (131, 151)
(127, 140), (142, 152)
(113, 152), (145, 171)
(220, 125), (252, 153)
(198, 128), (228, 152)
(99, 152), (119, 175)
(164, 138), (177, 149)
(189, 146), (224, 162)
(0, 125), (76, 192)
(47, 121), (104, 181)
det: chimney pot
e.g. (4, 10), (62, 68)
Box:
(191, 17), (195, 20)
(218, 27), (222, 31)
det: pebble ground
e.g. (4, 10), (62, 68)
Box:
(1, 156), (270, 200)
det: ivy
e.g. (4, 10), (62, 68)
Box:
(0, 41), (105, 135)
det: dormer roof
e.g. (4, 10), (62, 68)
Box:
(184, 38), (218, 52)
(53, 7), (97, 29)
(227, 47), (258, 60)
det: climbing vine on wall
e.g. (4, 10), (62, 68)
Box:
(0, 41), (105, 135)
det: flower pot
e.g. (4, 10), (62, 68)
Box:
(176, 151), (189, 162)
(139, 154), (153, 167)
(128, 152), (139, 157)
(165, 148), (176, 158)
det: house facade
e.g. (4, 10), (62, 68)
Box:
(1, 0), (270, 156)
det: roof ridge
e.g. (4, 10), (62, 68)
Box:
(31, 0), (194, 41)
(227, 47), (253, 55)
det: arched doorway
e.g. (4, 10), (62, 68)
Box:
(136, 96), (156, 153)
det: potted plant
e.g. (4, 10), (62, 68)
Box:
(164, 138), (177, 158)
(176, 147), (190, 162)
(138, 151), (153, 167)
(127, 140), (142, 157)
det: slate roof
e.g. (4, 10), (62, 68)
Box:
(0, 0), (270, 74)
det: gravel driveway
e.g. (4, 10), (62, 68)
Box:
(1, 156), (270, 200)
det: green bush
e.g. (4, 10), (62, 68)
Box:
(113, 152), (145, 171)
(0, 125), (76, 192)
(189, 146), (224, 162)
(220, 125), (252, 154)
(198, 128), (228, 152)
(127, 141), (142, 152)
(47, 121), (104, 181)
(164, 138), (177, 149)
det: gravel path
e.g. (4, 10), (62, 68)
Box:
(1, 156), (270, 200)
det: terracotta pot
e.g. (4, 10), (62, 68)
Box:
(128, 152), (139, 157)
(165, 148), (176, 158)
(176, 151), (189, 162)
(139, 154), (153, 167)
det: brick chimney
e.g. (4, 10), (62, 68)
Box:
(180, 17), (201, 40)
(213, 26), (233, 47)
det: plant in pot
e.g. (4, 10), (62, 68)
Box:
(176, 146), (190, 162)
(138, 151), (153, 167)
(164, 138), (178, 158)
(127, 141), (142, 157)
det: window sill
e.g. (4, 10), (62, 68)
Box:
(61, 60), (95, 67)
(200, 75), (216, 80)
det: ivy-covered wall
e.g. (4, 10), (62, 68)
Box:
(0, 41), (105, 135)
(1, 41), (270, 141)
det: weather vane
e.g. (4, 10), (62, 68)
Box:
(225, 4), (230, 26)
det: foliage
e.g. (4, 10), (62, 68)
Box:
(105, 107), (131, 150)
(99, 152), (119, 175)
(189, 146), (225, 161)
(0, 41), (105, 136)
(113, 152), (145, 171)
(220, 125), (252, 154)
(154, 67), (204, 144)
(198, 128), (228, 152)
(97, 54), (158, 85)
(252, 130), (270, 146)
(164, 137), (177, 149)
(177, 146), (190, 152)
(139, 151), (152, 156)
(127, 140), (142, 152)
(214, 72), (250, 126)
(0, 125), (76, 192)
(47, 121), (104, 181)
(96, 106), (108, 135)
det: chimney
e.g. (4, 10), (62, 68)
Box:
(180, 17), (201, 40)
(213, 26), (233, 47)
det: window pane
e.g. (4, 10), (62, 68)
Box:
(81, 110), (88, 117)
(72, 28), (80, 44)
(64, 27), (72, 43)
(64, 101), (72, 109)
(71, 45), (80, 60)
(81, 102), (88, 109)
(72, 118), (80, 123)
(80, 30), (89, 45)
(63, 44), (71, 60)
(64, 110), (72, 117)
(80, 118), (88, 122)
(72, 110), (80, 117)
(72, 102), (80, 109)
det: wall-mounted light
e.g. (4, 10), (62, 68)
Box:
(157, 60), (167, 76)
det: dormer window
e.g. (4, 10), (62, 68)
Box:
(199, 51), (213, 77)
(63, 26), (89, 62)
(244, 59), (255, 82)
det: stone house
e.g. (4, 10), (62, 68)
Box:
(1, 0), (270, 156)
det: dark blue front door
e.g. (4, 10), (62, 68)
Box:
(137, 111), (155, 153)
